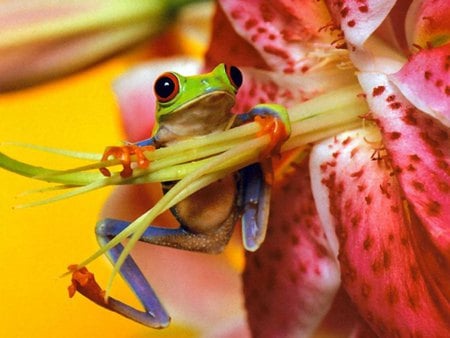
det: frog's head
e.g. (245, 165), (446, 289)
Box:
(151, 63), (243, 145)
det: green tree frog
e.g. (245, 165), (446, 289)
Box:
(69, 64), (291, 328)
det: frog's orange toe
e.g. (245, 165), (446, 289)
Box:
(99, 145), (154, 178)
(68, 265), (107, 306)
(255, 115), (289, 159)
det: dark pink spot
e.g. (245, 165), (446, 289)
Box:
(427, 200), (441, 216)
(245, 19), (258, 30)
(386, 285), (399, 305)
(342, 136), (352, 145)
(350, 168), (364, 178)
(263, 45), (289, 59)
(412, 180), (425, 192)
(358, 5), (369, 13)
(372, 86), (385, 96)
(363, 235), (374, 250)
(386, 95), (396, 102)
(389, 131), (401, 140)
(389, 102), (402, 109)
(340, 7), (349, 18)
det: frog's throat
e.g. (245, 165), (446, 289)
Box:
(155, 91), (236, 145)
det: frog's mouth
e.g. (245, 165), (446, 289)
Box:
(156, 91), (236, 145)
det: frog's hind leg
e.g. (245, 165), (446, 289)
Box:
(75, 207), (237, 328)
(95, 231), (170, 328)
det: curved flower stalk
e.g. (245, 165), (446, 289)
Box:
(0, 0), (201, 91)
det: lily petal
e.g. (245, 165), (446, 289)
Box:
(390, 43), (450, 126)
(205, 4), (269, 70)
(359, 73), (450, 322)
(310, 128), (450, 336)
(359, 72), (450, 251)
(404, 0), (450, 48)
(325, 0), (396, 48)
(113, 57), (201, 142)
(234, 66), (358, 113)
(215, 0), (340, 74)
(243, 159), (340, 337)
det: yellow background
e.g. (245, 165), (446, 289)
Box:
(0, 48), (198, 337)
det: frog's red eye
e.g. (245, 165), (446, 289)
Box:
(225, 65), (243, 89)
(154, 72), (179, 102)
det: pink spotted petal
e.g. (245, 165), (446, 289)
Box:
(404, 0), (450, 48)
(243, 159), (340, 338)
(113, 58), (201, 142)
(205, 5), (269, 71)
(310, 129), (450, 336)
(217, 0), (339, 74)
(234, 66), (357, 113)
(359, 72), (450, 257)
(390, 43), (450, 126)
(325, 0), (396, 47)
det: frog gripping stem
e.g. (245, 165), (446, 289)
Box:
(99, 144), (154, 178)
(235, 103), (291, 160)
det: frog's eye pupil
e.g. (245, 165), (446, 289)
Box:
(226, 65), (243, 89)
(154, 73), (179, 102)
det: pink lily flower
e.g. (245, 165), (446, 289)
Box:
(112, 0), (449, 336)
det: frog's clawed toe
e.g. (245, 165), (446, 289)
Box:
(254, 114), (290, 159)
(68, 265), (108, 307)
(99, 145), (154, 178)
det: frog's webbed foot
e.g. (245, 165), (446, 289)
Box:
(235, 104), (291, 159)
(68, 235), (171, 328)
(68, 265), (107, 306)
(99, 144), (155, 178)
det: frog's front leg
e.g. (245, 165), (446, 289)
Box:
(235, 104), (291, 251)
(235, 103), (291, 158)
(99, 138), (156, 178)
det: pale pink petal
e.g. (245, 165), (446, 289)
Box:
(390, 43), (450, 126)
(404, 0), (450, 49)
(234, 66), (357, 113)
(217, 0), (339, 74)
(310, 129), (450, 336)
(113, 57), (201, 142)
(243, 159), (340, 337)
(374, 0), (412, 52)
(101, 184), (250, 337)
(325, 0), (397, 48)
